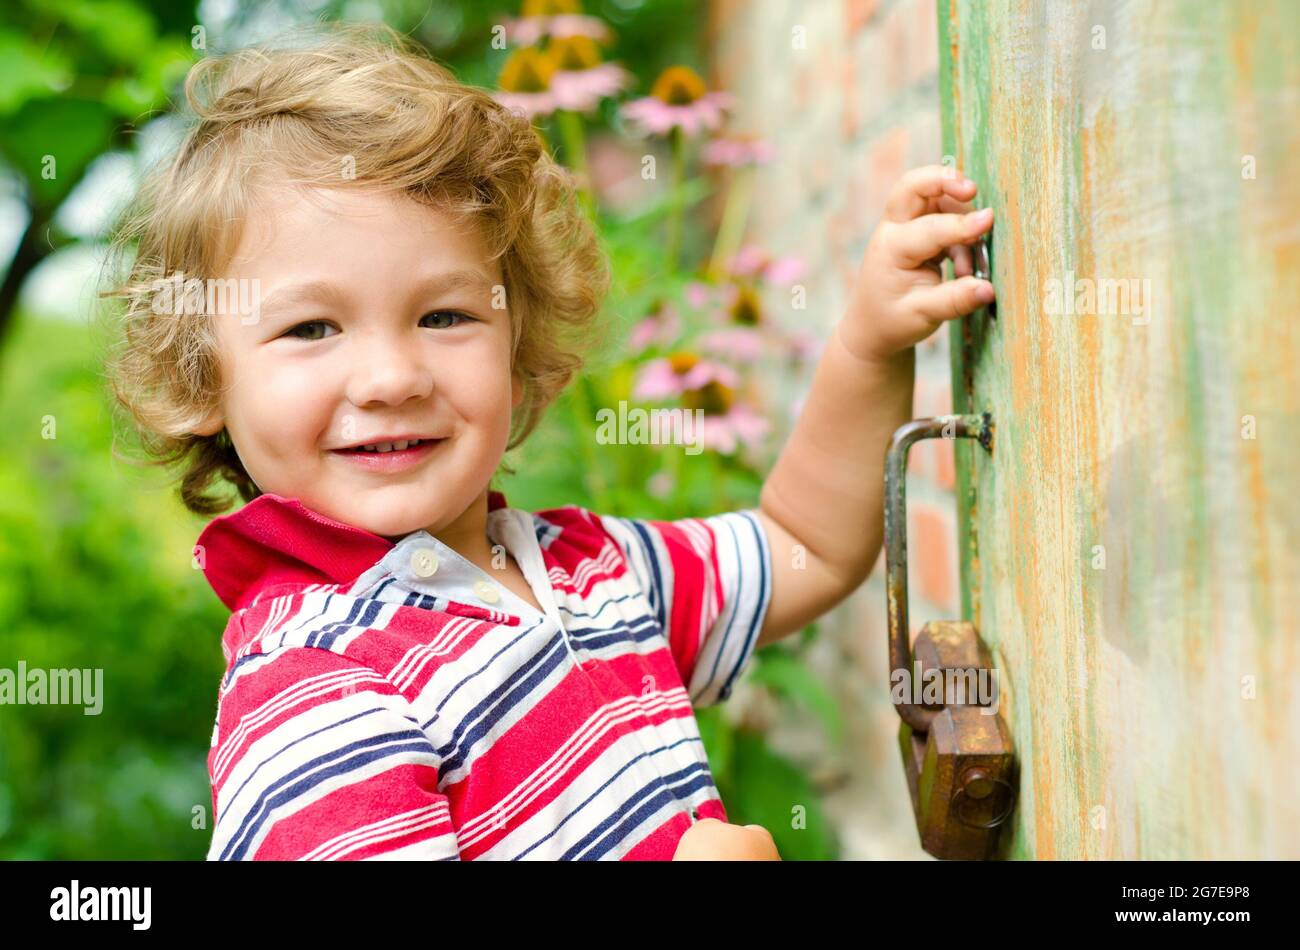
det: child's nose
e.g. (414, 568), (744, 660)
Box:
(345, 332), (434, 407)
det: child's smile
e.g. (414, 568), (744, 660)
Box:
(191, 178), (523, 546)
(328, 436), (446, 472)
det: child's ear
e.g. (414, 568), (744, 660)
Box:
(190, 405), (225, 438)
(511, 371), (524, 409)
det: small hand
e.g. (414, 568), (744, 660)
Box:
(671, 817), (782, 860)
(840, 165), (995, 363)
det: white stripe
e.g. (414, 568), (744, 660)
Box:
(303, 801), (454, 860)
(213, 666), (388, 780)
(457, 687), (692, 847)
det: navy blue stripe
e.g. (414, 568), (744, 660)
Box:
(221, 720), (435, 860)
(432, 633), (572, 778)
(563, 764), (716, 860)
(223, 592), (337, 690)
(314, 598), (387, 651)
(715, 511), (770, 702)
(627, 520), (668, 632)
(221, 704), (388, 839)
(417, 614), (551, 730)
(698, 517), (740, 698)
(512, 736), (710, 859)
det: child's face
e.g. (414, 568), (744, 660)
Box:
(194, 181), (520, 539)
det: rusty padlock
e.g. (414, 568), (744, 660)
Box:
(884, 414), (1016, 860)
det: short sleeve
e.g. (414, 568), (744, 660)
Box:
(598, 508), (773, 707)
(207, 645), (460, 861)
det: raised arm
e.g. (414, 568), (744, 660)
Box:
(754, 167), (996, 647)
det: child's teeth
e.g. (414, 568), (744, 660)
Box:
(351, 439), (427, 453)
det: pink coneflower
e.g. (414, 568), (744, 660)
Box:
(494, 47), (558, 120)
(729, 245), (806, 286)
(683, 279), (766, 326)
(684, 281), (714, 309)
(620, 65), (734, 137)
(634, 352), (739, 401)
(506, 0), (611, 45)
(724, 283), (763, 325)
(700, 402), (769, 454)
(628, 301), (682, 353)
(632, 352), (768, 455)
(701, 135), (776, 168)
(547, 34), (631, 113)
(698, 327), (764, 361)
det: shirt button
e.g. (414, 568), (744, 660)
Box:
(410, 549), (440, 578)
(473, 580), (501, 604)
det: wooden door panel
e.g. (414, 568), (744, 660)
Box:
(938, 0), (1300, 858)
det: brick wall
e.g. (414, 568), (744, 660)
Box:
(707, 0), (958, 859)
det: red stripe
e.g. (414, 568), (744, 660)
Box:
(256, 763), (453, 860)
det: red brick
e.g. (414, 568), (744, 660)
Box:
(845, 0), (882, 36)
(843, 585), (885, 676)
(918, 376), (951, 416)
(910, 0), (939, 84)
(864, 126), (910, 214)
(840, 54), (858, 139)
(909, 501), (957, 612)
(908, 440), (930, 477)
(933, 437), (956, 489)
(881, 1), (910, 93)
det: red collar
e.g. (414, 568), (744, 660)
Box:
(196, 489), (510, 612)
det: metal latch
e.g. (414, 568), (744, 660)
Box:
(884, 414), (1016, 860)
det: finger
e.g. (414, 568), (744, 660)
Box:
(908, 275), (996, 322)
(891, 209), (993, 267)
(936, 192), (976, 216)
(940, 174), (978, 203)
(948, 243), (973, 277)
(884, 165), (977, 222)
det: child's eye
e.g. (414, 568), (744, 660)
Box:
(284, 320), (338, 341)
(420, 310), (473, 330)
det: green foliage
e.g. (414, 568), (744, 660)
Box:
(0, 1), (197, 207)
(0, 314), (227, 859)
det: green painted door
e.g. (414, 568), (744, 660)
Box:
(937, 0), (1300, 859)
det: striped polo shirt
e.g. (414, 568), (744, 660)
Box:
(197, 488), (772, 860)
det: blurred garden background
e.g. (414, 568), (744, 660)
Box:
(0, 0), (957, 860)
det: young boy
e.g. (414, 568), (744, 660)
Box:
(105, 24), (993, 860)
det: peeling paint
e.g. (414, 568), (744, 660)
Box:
(938, 0), (1300, 858)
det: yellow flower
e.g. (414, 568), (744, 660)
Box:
(498, 47), (556, 93)
(523, 0), (583, 15)
(650, 65), (708, 105)
(548, 34), (604, 71)
(728, 285), (763, 326)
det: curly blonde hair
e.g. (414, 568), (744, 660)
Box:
(102, 22), (609, 516)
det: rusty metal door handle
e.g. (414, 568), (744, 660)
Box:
(884, 414), (992, 731)
(882, 413), (1017, 860)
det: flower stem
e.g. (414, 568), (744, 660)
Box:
(556, 109), (595, 216)
(665, 126), (685, 271)
(707, 165), (756, 280)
